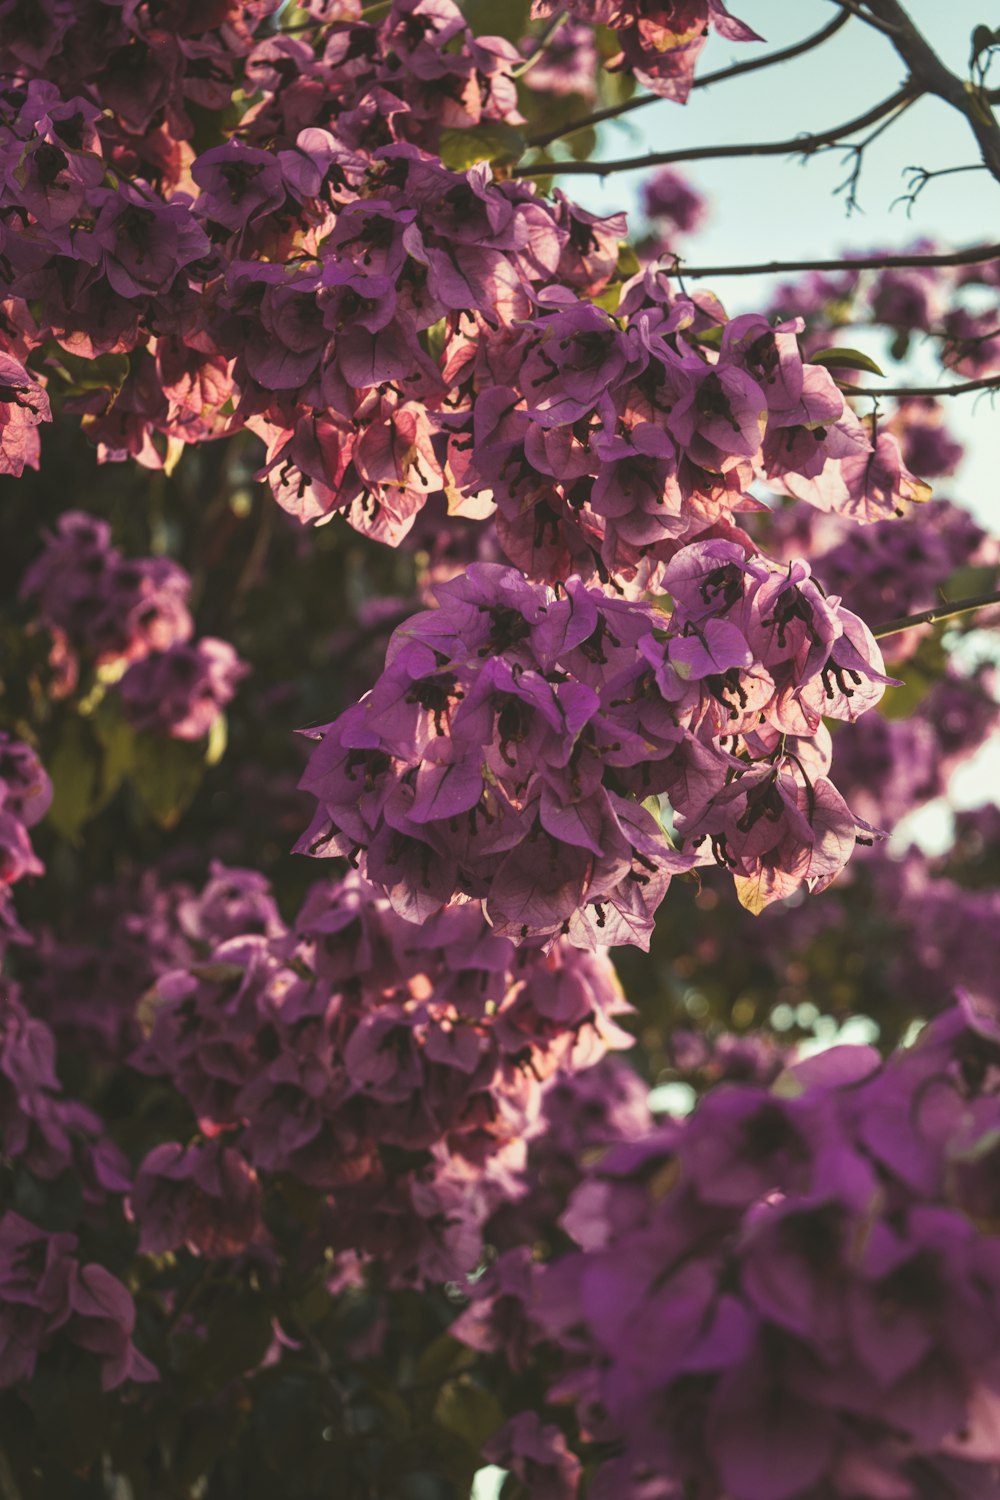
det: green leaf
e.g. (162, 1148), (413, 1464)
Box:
(415, 1332), (473, 1388)
(46, 717), (102, 843)
(205, 712), (228, 768)
(439, 122), (527, 171)
(433, 1376), (505, 1452)
(567, 126), (598, 162)
(90, 696), (138, 804)
(616, 240), (641, 280)
(173, 1289), (273, 1387)
(877, 633), (946, 720)
(642, 794), (676, 845)
(696, 324), (725, 350)
(45, 347), (131, 406)
(733, 871), (772, 916)
(970, 23), (1000, 70)
(809, 347), (885, 378)
(130, 733), (206, 829)
(592, 283), (622, 313)
(460, 0), (529, 39)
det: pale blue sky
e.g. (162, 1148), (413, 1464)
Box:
(560, 0), (1000, 530)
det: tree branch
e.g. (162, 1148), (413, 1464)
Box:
(664, 241), (1000, 280)
(826, 0), (901, 38)
(863, 0), (1000, 185)
(874, 589), (1000, 638)
(525, 10), (852, 151)
(839, 375), (1000, 399)
(513, 86), (917, 178)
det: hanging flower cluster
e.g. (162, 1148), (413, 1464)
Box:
(298, 540), (893, 941)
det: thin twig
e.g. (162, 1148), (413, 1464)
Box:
(514, 9), (570, 79)
(893, 162), (988, 214)
(514, 86), (917, 178)
(833, 90), (919, 211)
(662, 240), (1000, 280)
(525, 10), (852, 150)
(874, 589), (1000, 638)
(839, 375), (1000, 398)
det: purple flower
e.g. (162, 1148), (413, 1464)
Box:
(0, 350), (51, 476)
(130, 1140), (262, 1256)
(641, 168), (707, 235)
(120, 637), (248, 740)
(483, 1411), (582, 1500)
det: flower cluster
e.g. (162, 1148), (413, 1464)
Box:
(0, 1211), (155, 1391)
(468, 996), (1000, 1499)
(129, 868), (630, 1281)
(0, 984), (129, 1199)
(298, 545), (892, 944)
(24, 861), (287, 1064)
(0, 2), (279, 168)
(765, 496), (999, 662)
(21, 510), (246, 737)
(468, 285), (929, 592)
(531, 0), (760, 100)
(0, 3), (935, 591)
(833, 662), (1000, 829)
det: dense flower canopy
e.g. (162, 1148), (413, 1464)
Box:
(0, 1), (997, 1496)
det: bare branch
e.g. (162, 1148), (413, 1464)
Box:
(663, 241), (1000, 280)
(863, 0), (1000, 185)
(874, 589), (1000, 638)
(514, 86), (917, 179)
(524, 10), (853, 151)
(839, 375), (1000, 398)
(826, 0), (902, 38)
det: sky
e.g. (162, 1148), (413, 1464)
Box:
(562, 0), (1000, 529)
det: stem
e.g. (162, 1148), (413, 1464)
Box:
(665, 240), (1000, 280)
(514, 9), (570, 80)
(839, 375), (1000, 398)
(276, 0), (390, 28)
(513, 86), (916, 178)
(874, 589), (1000, 638)
(525, 10), (852, 151)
